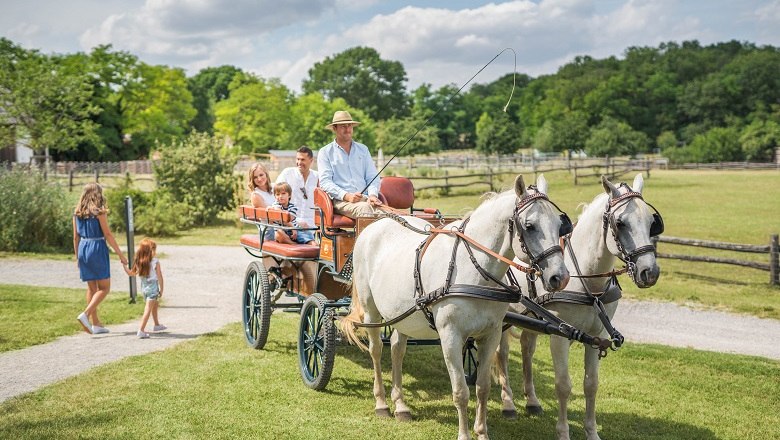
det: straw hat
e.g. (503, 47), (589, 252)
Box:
(325, 110), (361, 129)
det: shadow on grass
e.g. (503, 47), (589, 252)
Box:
(670, 269), (751, 286)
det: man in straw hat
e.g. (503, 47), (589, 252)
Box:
(318, 110), (383, 218)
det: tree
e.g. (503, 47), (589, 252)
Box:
(475, 112), (521, 155)
(0, 38), (99, 155)
(287, 93), (354, 150)
(56, 45), (143, 161)
(585, 117), (650, 157)
(740, 120), (780, 162)
(375, 115), (440, 157)
(684, 126), (743, 163)
(188, 65), (244, 134)
(532, 111), (589, 153)
(122, 63), (197, 155)
(302, 46), (409, 121)
(213, 74), (293, 153)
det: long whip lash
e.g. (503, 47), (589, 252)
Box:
(360, 47), (518, 195)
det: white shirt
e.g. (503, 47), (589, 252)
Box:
(276, 167), (318, 226)
(253, 188), (276, 207)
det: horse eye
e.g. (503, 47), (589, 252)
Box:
(523, 222), (535, 231)
(615, 219), (625, 228)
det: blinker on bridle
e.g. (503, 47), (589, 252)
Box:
(510, 185), (573, 277)
(602, 184), (664, 281)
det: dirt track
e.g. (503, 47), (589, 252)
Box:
(0, 245), (777, 403)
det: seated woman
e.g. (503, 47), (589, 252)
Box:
(248, 162), (275, 208)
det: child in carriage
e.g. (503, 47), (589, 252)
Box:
(267, 182), (316, 245)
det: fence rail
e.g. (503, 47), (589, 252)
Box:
(654, 234), (779, 285)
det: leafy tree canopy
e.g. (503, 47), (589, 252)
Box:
(302, 46), (409, 121)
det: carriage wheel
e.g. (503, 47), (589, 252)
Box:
(298, 293), (336, 391)
(463, 338), (478, 386)
(242, 261), (272, 350)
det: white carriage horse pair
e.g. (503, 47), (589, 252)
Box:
(341, 173), (661, 440)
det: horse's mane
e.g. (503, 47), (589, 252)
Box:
(462, 189), (510, 220)
(577, 192), (608, 223)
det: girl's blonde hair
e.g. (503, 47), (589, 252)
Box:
(247, 163), (272, 193)
(74, 183), (108, 218)
(129, 238), (157, 278)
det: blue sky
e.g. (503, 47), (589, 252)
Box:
(2, 0), (779, 93)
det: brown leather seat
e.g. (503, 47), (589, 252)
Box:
(313, 187), (355, 229)
(379, 176), (415, 209)
(379, 176), (440, 216)
(240, 234), (319, 259)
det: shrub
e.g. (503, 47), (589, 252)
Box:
(134, 189), (192, 236)
(0, 169), (72, 252)
(105, 175), (148, 233)
(154, 132), (237, 226)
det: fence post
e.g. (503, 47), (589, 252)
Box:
(68, 169), (74, 192)
(573, 166), (578, 185)
(488, 168), (494, 192)
(645, 159), (651, 179)
(771, 234), (779, 286)
(444, 170), (450, 196)
(125, 196), (137, 303)
(94, 169), (99, 183)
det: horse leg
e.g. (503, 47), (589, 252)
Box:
(550, 335), (573, 440)
(367, 326), (391, 418)
(520, 330), (543, 415)
(439, 331), (472, 440)
(473, 329), (503, 440)
(583, 346), (602, 440)
(390, 330), (412, 421)
(495, 330), (518, 418)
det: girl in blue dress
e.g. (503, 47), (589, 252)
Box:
(73, 183), (127, 334)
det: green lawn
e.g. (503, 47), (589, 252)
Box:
(0, 284), (144, 353)
(1, 314), (777, 440)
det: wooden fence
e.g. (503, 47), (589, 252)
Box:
(654, 235), (780, 285)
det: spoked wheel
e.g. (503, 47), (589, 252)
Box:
(463, 338), (478, 386)
(242, 261), (272, 349)
(298, 293), (336, 390)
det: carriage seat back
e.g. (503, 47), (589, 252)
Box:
(313, 187), (356, 229)
(379, 176), (415, 209)
(237, 205), (319, 259)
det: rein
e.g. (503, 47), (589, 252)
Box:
(603, 187), (658, 282)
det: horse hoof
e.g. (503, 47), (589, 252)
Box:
(395, 411), (413, 422)
(375, 408), (392, 418)
(525, 405), (543, 416)
(502, 409), (518, 419)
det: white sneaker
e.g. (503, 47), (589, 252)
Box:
(152, 325), (167, 332)
(137, 330), (150, 339)
(92, 326), (110, 334)
(77, 313), (93, 334)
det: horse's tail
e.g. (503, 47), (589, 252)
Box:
(339, 283), (369, 351)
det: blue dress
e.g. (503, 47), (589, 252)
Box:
(75, 215), (111, 281)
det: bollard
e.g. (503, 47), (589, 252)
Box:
(125, 196), (137, 303)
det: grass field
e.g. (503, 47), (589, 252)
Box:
(1, 314), (777, 440)
(0, 284), (144, 353)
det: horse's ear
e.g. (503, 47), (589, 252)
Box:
(515, 175), (527, 198)
(536, 173), (548, 194)
(632, 173), (644, 194)
(601, 175), (620, 198)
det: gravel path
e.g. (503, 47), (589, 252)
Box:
(1, 245), (778, 403)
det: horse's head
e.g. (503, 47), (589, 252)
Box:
(601, 174), (662, 288)
(512, 174), (570, 292)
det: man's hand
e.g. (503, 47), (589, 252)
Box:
(343, 193), (365, 203)
(367, 195), (383, 207)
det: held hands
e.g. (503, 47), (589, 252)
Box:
(119, 255), (128, 265)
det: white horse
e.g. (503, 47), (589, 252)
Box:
(495, 174), (662, 440)
(341, 175), (571, 440)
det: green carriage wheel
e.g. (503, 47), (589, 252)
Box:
(298, 293), (336, 390)
(242, 261), (272, 349)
